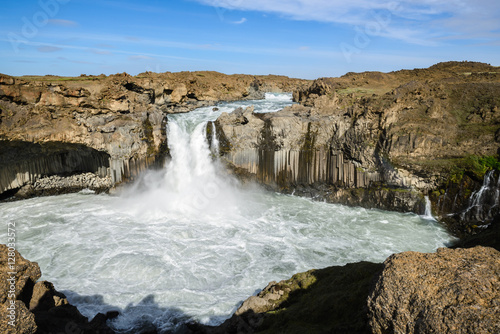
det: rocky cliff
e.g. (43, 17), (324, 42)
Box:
(0, 71), (308, 199)
(214, 61), (500, 235)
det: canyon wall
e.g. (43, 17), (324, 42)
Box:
(0, 71), (308, 198)
(214, 62), (500, 232)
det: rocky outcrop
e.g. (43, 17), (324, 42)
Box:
(0, 244), (115, 334)
(214, 104), (424, 213)
(195, 261), (383, 334)
(195, 246), (500, 334)
(0, 72), (308, 198)
(368, 246), (500, 334)
(214, 62), (500, 217)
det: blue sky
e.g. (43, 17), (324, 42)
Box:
(0, 0), (499, 79)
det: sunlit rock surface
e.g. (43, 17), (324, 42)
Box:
(215, 62), (500, 223)
(368, 246), (500, 334)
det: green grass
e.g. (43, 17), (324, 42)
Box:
(465, 155), (500, 179)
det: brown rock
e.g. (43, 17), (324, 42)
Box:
(0, 244), (41, 303)
(0, 71), (308, 197)
(0, 300), (37, 334)
(0, 244), (115, 334)
(0, 244), (41, 333)
(367, 246), (500, 334)
(29, 281), (69, 311)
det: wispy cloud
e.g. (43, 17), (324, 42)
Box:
(48, 19), (78, 27)
(232, 17), (247, 24)
(96, 43), (115, 49)
(194, 0), (500, 45)
(37, 46), (63, 53)
(125, 36), (142, 42)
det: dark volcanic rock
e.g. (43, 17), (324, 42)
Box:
(367, 246), (500, 334)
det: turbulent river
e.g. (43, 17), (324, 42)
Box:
(0, 93), (455, 333)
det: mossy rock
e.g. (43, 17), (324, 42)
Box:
(256, 262), (383, 334)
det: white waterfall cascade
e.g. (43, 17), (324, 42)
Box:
(461, 170), (500, 222)
(423, 196), (435, 220)
(210, 122), (219, 156)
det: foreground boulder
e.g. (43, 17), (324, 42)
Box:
(194, 262), (382, 334)
(195, 246), (500, 334)
(0, 244), (115, 334)
(367, 246), (500, 334)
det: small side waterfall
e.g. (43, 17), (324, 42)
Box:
(423, 196), (435, 220)
(461, 170), (500, 223)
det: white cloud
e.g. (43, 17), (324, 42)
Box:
(194, 0), (500, 45)
(232, 17), (247, 24)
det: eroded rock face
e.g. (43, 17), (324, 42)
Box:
(215, 62), (500, 216)
(367, 246), (500, 334)
(0, 245), (40, 334)
(0, 244), (115, 334)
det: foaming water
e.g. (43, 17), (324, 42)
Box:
(0, 94), (454, 333)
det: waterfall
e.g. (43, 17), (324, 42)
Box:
(159, 119), (238, 213)
(211, 122), (219, 155)
(423, 196), (434, 220)
(461, 170), (499, 223)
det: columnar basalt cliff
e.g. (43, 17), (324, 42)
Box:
(0, 71), (308, 198)
(214, 62), (500, 234)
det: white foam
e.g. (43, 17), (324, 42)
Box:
(264, 92), (293, 102)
